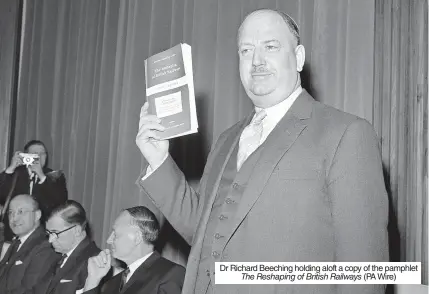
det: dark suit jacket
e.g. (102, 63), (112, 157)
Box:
(0, 226), (60, 294)
(0, 165), (68, 217)
(0, 166), (68, 240)
(33, 237), (100, 294)
(84, 251), (185, 294)
(138, 90), (389, 294)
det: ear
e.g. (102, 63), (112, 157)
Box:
(295, 45), (305, 72)
(134, 230), (143, 245)
(35, 210), (42, 222)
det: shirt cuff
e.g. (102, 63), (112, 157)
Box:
(141, 154), (168, 181)
(76, 289), (84, 294)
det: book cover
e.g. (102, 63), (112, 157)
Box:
(144, 43), (198, 139)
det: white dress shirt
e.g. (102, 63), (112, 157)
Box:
(17, 226), (38, 251)
(61, 240), (82, 268)
(125, 252), (153, 283)
(252, 86), (302, 145)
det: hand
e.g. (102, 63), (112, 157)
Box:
(85, 249), (112, 290)
(6, 151), (23, 173)
(28, 158), (45, 180)
(136, 102), (169, 169)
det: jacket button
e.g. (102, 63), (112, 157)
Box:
(215, 233), (222, 239)
(219, 214), (227, 220)
(212, 251), (220, 258)
(232, 183), (239, 189)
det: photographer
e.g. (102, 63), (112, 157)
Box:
(0, 140), (68, 239)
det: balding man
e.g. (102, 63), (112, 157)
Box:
(83, 206), (185, 294)
(0, 194), (59, 293)
(136, 8), (388, 294)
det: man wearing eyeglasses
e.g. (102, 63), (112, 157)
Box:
(0, 194), (60, 293)
(28, 200), (101, 294)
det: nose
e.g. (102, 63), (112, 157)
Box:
(252, 48), (266, 67)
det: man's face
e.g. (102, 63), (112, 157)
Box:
(8, 196), (40, 237)
(27, 144), (47, 168)
(238, 11), (305, 108)
(46, 214), (78, 254)
(106, 212), (140, 262)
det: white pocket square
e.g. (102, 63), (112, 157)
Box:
(60, 279), (72, 283)
(15, 260), (23, 265)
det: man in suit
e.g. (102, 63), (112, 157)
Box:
(31, 200), (100, 294)
(0, 194), (60, 293)
(135, 8), (389, 294)
(82, 206), (185, 294)
(0, 140), (68, 240)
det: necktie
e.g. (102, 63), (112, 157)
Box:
(4, 239), (21, 264)
(55, 254), (67, 274)
(119, 267), (130, 291)
(237, 110), (267, 170)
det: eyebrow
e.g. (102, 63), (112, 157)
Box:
(239, 39), (280, 46)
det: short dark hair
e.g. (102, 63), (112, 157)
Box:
(124, 206), (160, 244)
(238, 9), (301, 46)
(24, 140), (47, 153)
(49, 200), (87, 229)
(23, 139), (49, 167)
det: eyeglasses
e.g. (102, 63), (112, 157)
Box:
(8, 209), (36, 218)
(46, 225), (77, 239)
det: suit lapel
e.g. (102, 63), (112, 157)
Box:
(222, 91), (314, 249)
(0, 227), (47, 279)
(46, 238), (93, 293)
(121, 252), (161, 294)
(6, 227), (45, 265)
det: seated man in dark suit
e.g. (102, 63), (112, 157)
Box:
(32, 200), (100, 294)
(0, 194), (60, 293)
(0, 140), (68, 240)
(83, 206), (185, 294)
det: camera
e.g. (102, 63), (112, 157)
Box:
(19, 153), (40, 166)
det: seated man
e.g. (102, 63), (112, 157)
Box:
(33, 200), (100, 294)
(0, 194), (60, 293)
(0, 140), (68, 240)
(83, 206), (185, 294)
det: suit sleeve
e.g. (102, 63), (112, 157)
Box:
(136, 132), (227, 245)
(157, 265), (185, 294)
(0, 171), (15, 205)
(327, 119), (389, 294)
(7, 246), (59, 294)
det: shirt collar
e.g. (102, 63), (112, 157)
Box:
(255, 86), (302, 120)
(126, 251), (153, 281)
(65, 238), (83, 257)
(17, 226), (38, 247)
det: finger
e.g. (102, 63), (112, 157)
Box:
(136, 129), (164, 142)
(99, 251), (108, 264)
(94, 256), (103, 267)
(139, 115), (161, 130)
(138, 121), (165, 134)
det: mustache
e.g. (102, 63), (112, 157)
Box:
(251, 66), (271, 74)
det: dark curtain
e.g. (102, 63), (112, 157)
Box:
(0, 0), (21, 170)
(12, 0), (376, 265)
